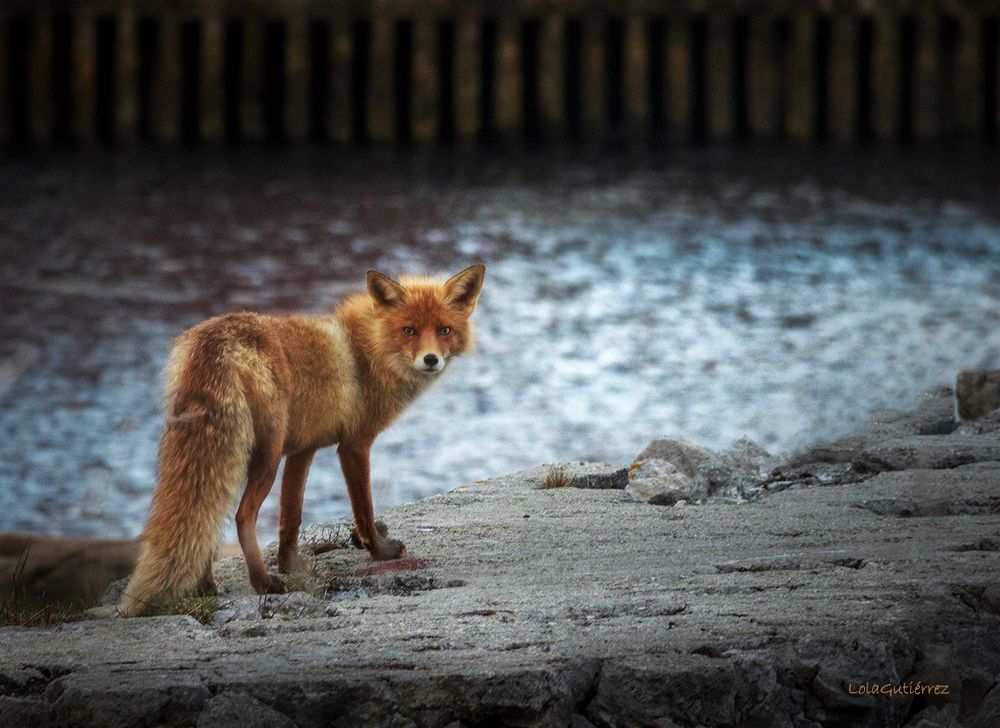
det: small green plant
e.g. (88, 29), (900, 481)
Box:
(540, 466), (571, 489)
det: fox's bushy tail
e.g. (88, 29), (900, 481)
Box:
(119, 349), (253, 617)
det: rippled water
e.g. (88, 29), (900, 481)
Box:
(2, 146), (998, 539)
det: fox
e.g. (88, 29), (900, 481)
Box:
(119, 264), (485, 616)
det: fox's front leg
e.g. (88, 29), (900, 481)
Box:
(338, 439), (406, 560)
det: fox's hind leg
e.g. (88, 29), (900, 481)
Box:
(278, 448), (315, 574)
(196, 554), (217, 597)
(236, 440), (285, 594)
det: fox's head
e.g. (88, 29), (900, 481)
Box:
(366, 264), (485, 377)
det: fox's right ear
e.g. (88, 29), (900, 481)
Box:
(367, 270), (406, 308)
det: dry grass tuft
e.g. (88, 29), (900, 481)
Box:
(540, 466), (572, 489)
(1, 540), (87, 627)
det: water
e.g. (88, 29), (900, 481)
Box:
(1, 146), (998, 539)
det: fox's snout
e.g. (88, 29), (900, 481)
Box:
(415, 350), (445, 374)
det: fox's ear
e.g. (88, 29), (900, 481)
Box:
(442, 264), (486, 312)
(367, 270), (406, 308)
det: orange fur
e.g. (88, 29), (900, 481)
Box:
(119, 265), (485, 616)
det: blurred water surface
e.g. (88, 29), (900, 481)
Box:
(1, 146), (998, 538)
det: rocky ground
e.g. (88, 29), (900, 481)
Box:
(1, 381), (999, 728)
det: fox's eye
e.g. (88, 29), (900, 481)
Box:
(403, 326), (416, 336)
(439, 326), (451, 336)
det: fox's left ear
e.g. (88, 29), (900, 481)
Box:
(442, 264), (486, 313)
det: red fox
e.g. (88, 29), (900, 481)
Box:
(119, 265), (485, 616)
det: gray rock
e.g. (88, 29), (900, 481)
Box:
(697, 437), (778, 498)
(957, 370), (1000, 420)
(625, 467), (704, 506)
(214, 591), (330, 624)
(953, 460), (1000, 471)
(3, 466), (1000, 727)
(865, 409), (922, 438)
(634, 437), (712, 477)
(568, 470), (629, 489)
(864, 389), (955, 437)
(853, 435), (1000, 472)
(628, 458), (679, 478)
(197, 692), (297, 728)
(954, 408), (1000, 435)
(795, 432), (881, 467)
(913, 385), (958, 434)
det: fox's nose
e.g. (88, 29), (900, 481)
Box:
(423, 354), (439, 367)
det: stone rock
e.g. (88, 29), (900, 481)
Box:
(697, 437), (778, 498)
(913, 386), (958, 434)
(629, 458), (679, 479)
(197, 693), (297, 728)
(3, 440), (1000, 728)
(864, 388), (955, 437)
(795, 432), (880, 467)
(625, 467), (704, 506)
(214, 591), (330, 624)
(953, 460), (1000, 471)
(634, 437), (712, 477)
(864, 409), (920, 438)
(852, 435), (1000, 472)
(566, 465), (630, 490)
(954, 408), (1000, 435)
(957, 370), (1000, 420)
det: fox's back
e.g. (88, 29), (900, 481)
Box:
(167, 311), (362, 454)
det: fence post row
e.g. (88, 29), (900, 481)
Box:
(1, 1), (998, 146)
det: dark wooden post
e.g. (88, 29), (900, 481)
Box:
(72, 11), (96, 143)
(454, 15), (480, 142)
(495, 15), (521, 138)
(367, 18), (394, 141)
(665, 17), (692, 144)
(411, 19), (439, 143)
(829, 15), (857, 141)
(29, 8), (53, 144)
(914, 9), (939, 139)
(581, 17), (606, 143)
(748, 16), (779, 138)
(242, 15), (265, 141)
(0, 8), (8, 145)
(285, 12), (309, 142)
(785, 12), (815, 141)
(996, 19), (1000, 137)
(872, 11), (900, 140)
(707, 14), (733, 141)
(955, 11), (982, 137)
(155, 17), (181, 142)
(538, 15), (565, 140)
(116, 2), (138, 144)
(624, 15), (650, 140)
(327, 11), (352, 143)
(200, 16), (224, 142)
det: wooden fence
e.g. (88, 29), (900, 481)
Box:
(2, 0), (999, 146)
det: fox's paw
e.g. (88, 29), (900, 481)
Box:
(371, 538), (407, 561)
(266, 573), (288, 594)
(250, 571), (288, 595)
(350, 520), (389, 549)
